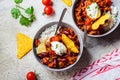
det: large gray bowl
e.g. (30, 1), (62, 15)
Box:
(72, 0), (120, 37)
(33, 22), (83, 71)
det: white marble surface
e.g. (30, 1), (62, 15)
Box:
(0, 0), (120, 80)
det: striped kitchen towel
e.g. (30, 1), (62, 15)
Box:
(71, 49), (120, 80)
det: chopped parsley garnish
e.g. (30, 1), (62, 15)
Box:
(113, 15), (117, 18)
(89, 14), (92, 17)
(56, 44), (58, 49)
(95, 6), (98, 9)
(87, 6), (90, 9)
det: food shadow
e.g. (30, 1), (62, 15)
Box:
(100, 24), (120, 43)
(86, 24), (120, 48)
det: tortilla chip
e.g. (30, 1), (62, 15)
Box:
(62, 34), (79, 53)
(16, 33), (32, 59)
(62, 0), (72, 7)
(92, 14), (111, 30)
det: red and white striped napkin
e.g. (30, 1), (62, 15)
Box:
(71, 49), (120, 80)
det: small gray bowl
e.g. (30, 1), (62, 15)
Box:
(33, 22), (83, 71)
(72, 0), (120, 37)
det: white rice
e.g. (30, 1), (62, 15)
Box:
(40, 25), (57, 42)
(103, 5), (118, 31)
(111, 6), (118, 23)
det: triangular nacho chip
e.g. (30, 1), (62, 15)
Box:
(16, 33), (32, 59)
(62, 0), (72, 7)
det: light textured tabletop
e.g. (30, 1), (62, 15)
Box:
(0, 0), (120, 80)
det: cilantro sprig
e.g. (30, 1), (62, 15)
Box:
(11, 0), (35, 27)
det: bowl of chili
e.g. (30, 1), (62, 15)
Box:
(33, 22), (83, 71)
(72, 0), (120, 37)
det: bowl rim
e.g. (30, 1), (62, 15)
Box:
(32, 21), (83, 71)
(72, 0), (120, 37)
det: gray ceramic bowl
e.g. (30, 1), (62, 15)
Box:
(72, 0), (120, 37)
(33, 22), (83, 71)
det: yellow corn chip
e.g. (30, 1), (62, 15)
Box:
(62, 34), (79, 53)
(16, 33), (32, 59)
(92, 14), (110, 30)
(62, 0), (72, 7)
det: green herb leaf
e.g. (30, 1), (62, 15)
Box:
(56, 44), (58, 49)
(25, 6), (34, 15)
(11, 8), (21, 19)
(95, 6), (98, 9)
(87, 6), (90, 9)
(14, 0), (23, 4)
(89, 14), (92, 17)
(19, 15), (30, 26)
(29, 14), (36, 22)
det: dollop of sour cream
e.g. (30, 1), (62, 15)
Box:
(86, 2), (99, 19)
(51, 41), (67, 56)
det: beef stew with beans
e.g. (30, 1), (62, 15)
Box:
(73, 0), (118, 35)
(34, 26), (80, 69)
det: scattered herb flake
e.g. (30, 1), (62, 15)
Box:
(113, 15), (117, 18)
(95, 6), (98, 9)
(89, 14), (92, 17)
(56, 44), (58, 49)
(87, 6), (90, 9)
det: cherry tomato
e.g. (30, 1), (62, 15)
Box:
(44, 6), (53, 15)
(42, 0), (51, 6)
(26, 71), (37, 80)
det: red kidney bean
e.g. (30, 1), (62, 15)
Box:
(75, 39), (80, 46)
(54, 59), (57, 67)
(39, 52), (49, 57)
(69, 29), (74, 36)
(67, 50), (71, 56)
(38, 54), (43, 58)
(63, 30), (69, 35)
(59, 58), (67, 62)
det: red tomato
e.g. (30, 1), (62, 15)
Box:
(87, 25), (91, 31)
(42, 0), (51, 6)
(44, 6), (53, 15)
(106, 0), (112, 6)
(26, 71), (37, 80)
(49, 50), (55, 55)
(35, 39), (40, 47)
(50, 35), (61, 42)
(85, 18), (91, 25)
